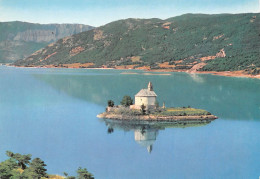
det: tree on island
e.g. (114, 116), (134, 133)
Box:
(155, 101), (159, 109)
(141, 104), (146, 115)
(107, 100), (115, 107)
(120, 95), (133, 107)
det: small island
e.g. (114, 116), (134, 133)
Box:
(97, 82), (217, 122)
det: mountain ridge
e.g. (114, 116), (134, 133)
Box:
(14, 13), (260, 75)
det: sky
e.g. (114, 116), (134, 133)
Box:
(0, 0), (259, 27)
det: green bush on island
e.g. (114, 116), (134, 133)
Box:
(120, 95), (133, 107)
(0, 151), (94, 179)
(141, 104), (146, 115)
(112, 107), (141, 116)
(107, 100), (115, 107)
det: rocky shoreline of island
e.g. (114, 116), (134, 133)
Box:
(97, 112), (218, 122)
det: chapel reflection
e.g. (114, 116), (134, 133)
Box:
(102, 119), (213, 153)
(134, 126), (158, 153)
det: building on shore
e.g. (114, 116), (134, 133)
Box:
(130, 82), (157, 110)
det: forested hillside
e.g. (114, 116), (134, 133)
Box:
(14, 13), (260, 74)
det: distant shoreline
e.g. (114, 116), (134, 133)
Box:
(6, 64), (260, 79)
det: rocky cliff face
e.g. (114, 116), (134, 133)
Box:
(0, 22), (94, 63)
(11, 24), (91, 42)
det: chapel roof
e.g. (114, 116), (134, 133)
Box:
(135, 89), (157, 97)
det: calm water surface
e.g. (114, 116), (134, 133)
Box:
(0, 66), (259, 178)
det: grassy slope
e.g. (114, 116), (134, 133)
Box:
(157, 107), (210, 116)
(14, 13), (260, 73)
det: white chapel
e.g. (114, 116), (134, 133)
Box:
(130, 82), (157, 110)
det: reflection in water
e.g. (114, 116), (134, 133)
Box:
(134, 127), (158, 153)
(102, 119), (213, 153)
(188, 73), (205, 83)
(33, 70), (260, 121)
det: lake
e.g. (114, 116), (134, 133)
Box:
(0, 66), (259, 179)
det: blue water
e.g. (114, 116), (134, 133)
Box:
(0, 66), (259, 178)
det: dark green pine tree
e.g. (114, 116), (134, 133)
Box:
(22, 157), (48, 179)
(6, 151), (31, 170)
(77, 167), (94, 179)
(0, 158), (19, 179)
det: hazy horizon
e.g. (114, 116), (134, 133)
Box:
(1, 12), (260, 27)
(0, 0), (259, 26)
